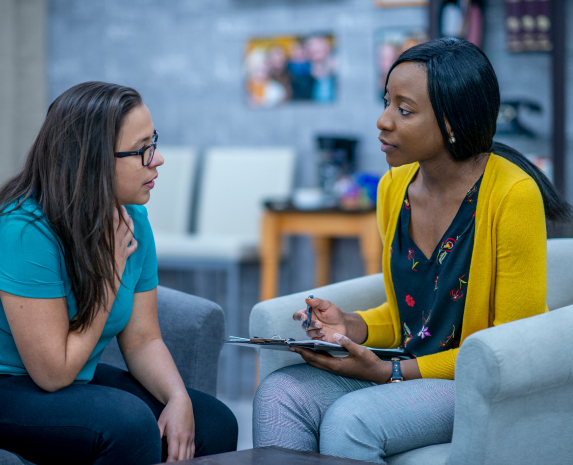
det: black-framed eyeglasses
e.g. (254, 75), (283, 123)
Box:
(115, 130), (158, 166)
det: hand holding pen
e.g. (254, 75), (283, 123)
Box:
(304, 294), (314, 331)
(293, 296), (347, 343)
(292, 296), (381, 382)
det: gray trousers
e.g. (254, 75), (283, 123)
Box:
(253, 364), (454, 464)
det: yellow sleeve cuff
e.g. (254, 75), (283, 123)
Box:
(416, 348), (458, 379)
(355, 302), (397, 348)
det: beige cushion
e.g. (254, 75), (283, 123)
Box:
(154, 233), (258, 262)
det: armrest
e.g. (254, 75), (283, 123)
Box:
(547, 238), (573, 310)
(100, 285), (225, 397)
(449, 306), (573, 464)
(249, 273), (385, 381)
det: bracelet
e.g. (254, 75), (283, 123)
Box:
(387, 357), (404, 383)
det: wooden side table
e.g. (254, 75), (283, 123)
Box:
(259, 207), (382, 301)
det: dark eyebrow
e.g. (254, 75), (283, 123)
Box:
(396, 94), (417, 105)
(130, 131), (154, 150)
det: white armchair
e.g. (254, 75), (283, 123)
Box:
(250, 238), (573, 464)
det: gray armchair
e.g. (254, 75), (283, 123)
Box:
(250, 238), (573, 464)
(0, 285), (225, 464)
(100, 285), (225, 397)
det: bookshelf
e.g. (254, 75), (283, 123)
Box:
(428, 0), (568, 234)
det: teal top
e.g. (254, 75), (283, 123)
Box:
(0, 199), (158, 382)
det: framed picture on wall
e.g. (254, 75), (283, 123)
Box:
(374, 0), (428, 7)
(375, 28), (428, 100)
(244, 33), (336, 108)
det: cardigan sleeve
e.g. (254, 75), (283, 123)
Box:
(354, 170), (401, 348)
(490, 178), (547, 325)
(355, 302), (397, 348)
(416, 177), (547, 379)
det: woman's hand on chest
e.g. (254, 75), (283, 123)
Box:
(114, 206), (138, 277)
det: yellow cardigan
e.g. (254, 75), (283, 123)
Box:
(356, 154), (547, 379)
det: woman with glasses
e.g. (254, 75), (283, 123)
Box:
(0, 82), (237, 464)
(254, 38), (572, 463)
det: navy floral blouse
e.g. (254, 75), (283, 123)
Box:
(390, 174), (483, 357)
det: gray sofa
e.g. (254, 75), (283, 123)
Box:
(250, 238), (573, 464)
(0, 285), (225, 465)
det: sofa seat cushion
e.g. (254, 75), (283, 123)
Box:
(154, 233), (258, 262)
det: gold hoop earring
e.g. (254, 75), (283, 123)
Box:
(450, 136), (456, 144)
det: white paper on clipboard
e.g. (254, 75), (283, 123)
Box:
(224, 336), (412, 359)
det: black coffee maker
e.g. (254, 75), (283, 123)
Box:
(316, 136), (358, 197)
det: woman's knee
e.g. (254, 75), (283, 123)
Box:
(253, 366), (319, 450)
(253, 364), (367, 451)
(188, 389), (238, 456)
(254, 364), (333, 413)
(96, 389), (161, 464)
(320, 392), (383, 460)
(253, 364), (326, 437)
(254, 365), (309, 414)
(320, 379), (456, 462)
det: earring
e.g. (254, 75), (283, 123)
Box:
(450, 136), (456, 144)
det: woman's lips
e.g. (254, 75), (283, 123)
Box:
(144, 180), (155, 189)
(379, 139), (397, 152)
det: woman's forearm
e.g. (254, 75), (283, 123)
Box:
(401, 359), (422, 380)
(52, 276), (120, 389)
(343, 312), (369, 344)
(122, 338), (188, 405)
(58, 210), (137, 389)
(0, 274), (119, 392)
(62, 305), (111, 380)
(342, 311), (422, 379)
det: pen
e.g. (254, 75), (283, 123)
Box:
(304, 294), (314, 331)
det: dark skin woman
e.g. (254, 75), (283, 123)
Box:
(291, 60), (489, 381)
(254, 38), (571, 463)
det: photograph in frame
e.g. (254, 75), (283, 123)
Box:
(375, 28), (428, 100)
(244, 33), (336, 108)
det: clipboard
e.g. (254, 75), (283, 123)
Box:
(224, 336), (412, 360)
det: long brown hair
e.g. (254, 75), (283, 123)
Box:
(0, 82), (143, 331)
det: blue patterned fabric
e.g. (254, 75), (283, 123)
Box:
(391, 175), (482, 357)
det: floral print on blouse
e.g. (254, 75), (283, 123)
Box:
(390, 174), (483, 358)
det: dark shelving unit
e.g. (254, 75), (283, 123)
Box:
(428, 0), (568, 235)
(551, 0), (566, 198)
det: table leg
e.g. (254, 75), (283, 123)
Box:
(359, 215), (382, 275)
(260, 212), (281, 301)
(313, 237), (332, 287)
